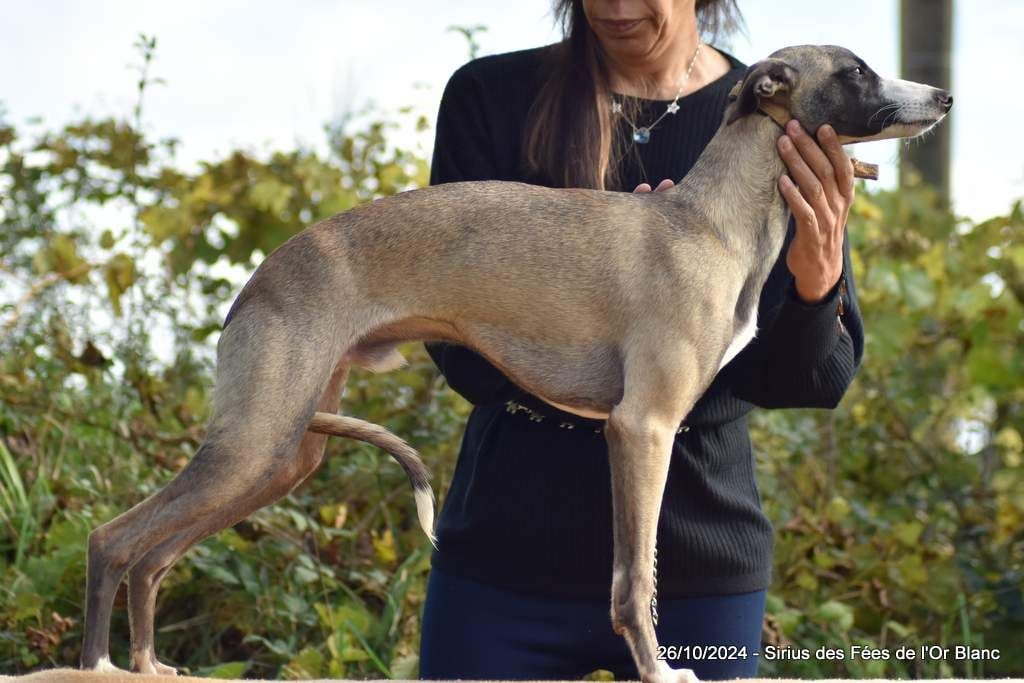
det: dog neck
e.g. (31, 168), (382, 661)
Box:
(671, 111), (791, 266)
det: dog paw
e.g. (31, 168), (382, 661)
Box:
(652, 660), (699, 683)
(132, 653), (179, 676)
(91, 656), (128, 674)
(673, 667), (699, 683)
(151, 659), (179, 676)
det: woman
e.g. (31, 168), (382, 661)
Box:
(420, 1), (864, 679)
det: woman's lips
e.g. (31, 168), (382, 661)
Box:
(597, 18), (643, 35)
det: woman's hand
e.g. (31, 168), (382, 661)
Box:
(633, 179), (675, 193)
(776, 120), (854, 304)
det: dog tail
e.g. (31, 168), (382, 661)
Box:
(308, 411), (437, 548)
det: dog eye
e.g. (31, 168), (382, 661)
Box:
(849, 66), (864, 76)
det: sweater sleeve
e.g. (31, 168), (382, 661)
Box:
(423, 63), (521, 406)
(729, 217), (865, 409)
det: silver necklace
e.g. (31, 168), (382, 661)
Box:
(611, 41), (703, 144)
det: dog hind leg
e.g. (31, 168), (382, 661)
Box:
(81, 315), (345, 671)
(124, 362), (350, 675)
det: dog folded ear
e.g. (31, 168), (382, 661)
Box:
(727, 58), (798, 125)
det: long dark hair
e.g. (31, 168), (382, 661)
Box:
(522, 0), (742, 190)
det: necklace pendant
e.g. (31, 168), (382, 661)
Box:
(633, 127), (651, 144)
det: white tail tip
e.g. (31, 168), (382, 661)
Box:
(414, 487), (438, 549)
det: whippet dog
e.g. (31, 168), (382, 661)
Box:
(81, 45), (951, 681)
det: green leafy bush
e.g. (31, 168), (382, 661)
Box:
(752, 183), (1024, 678)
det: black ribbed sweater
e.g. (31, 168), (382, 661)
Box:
(424, 45), (865, 598)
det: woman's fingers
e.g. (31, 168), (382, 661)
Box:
(778, 174), (817, 234)
(778, 120), (837, 217)
(817, 124), (855, 201)
(633, 179), (674, 193)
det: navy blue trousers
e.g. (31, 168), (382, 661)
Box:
(419, 566), (765, 680)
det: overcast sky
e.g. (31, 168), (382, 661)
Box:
(2, 0), (1022, 221)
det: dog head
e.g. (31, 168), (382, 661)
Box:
(727, 45), (952, 143)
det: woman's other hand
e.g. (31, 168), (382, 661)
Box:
(633, 179), (675, 193)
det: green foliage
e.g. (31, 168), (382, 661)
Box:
(752, 181), (1024, 677)
(0, 38), (448, 676)
(446, 25), (488, 61)
(1, 39), (1021, 679)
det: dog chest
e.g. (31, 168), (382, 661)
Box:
(718, 313), (758, 371)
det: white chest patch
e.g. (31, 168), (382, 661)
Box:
(718, 315), (758, 371)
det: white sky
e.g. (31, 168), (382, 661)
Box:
(2, 0), (1022, 221)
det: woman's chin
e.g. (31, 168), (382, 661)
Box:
(601, 37), (657, 63)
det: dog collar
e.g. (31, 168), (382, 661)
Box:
(758, 102), (792, 130)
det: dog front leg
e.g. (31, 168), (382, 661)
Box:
(605, 369), (700, 683)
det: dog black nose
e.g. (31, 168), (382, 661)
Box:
(935, 89), (953, 112)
